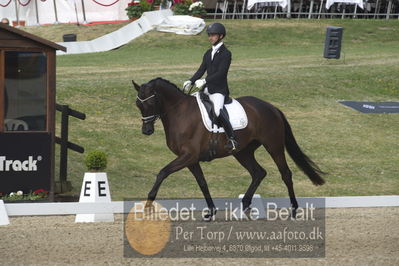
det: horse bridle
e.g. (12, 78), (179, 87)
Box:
(137, 86), (184, 124)
(137, 93), (160, 123)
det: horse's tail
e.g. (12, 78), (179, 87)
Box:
(278, 110), (326, 186)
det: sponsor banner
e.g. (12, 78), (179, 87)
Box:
(0, 133), (52, 194)
(339, 101), (399, 113)
(123, 198), (325, 258)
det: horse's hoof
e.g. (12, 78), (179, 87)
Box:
(243, 207), (257, 220)
(291, 208), (297, 219)
(202, 214), (213, 222)
(144, 202), (155, 215)
(243, 207), (251, 218)
(202, 209), (217, 222)
(145, 200), (153, 208)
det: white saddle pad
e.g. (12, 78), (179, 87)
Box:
(193, 92), (248, 133)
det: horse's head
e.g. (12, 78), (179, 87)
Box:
(132, 80), (160, 135)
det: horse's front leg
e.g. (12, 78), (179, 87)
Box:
(188, 163), (217, 222)
(146, 153), (194, 209)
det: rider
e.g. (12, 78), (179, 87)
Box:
(183, 22), (238, 152)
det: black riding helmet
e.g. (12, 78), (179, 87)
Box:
(206, 22), (226, 37)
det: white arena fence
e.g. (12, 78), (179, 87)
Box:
(212, 0), (399, 20)
(3, 195), (399, 216)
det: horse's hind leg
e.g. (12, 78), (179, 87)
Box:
(234, 141), (267, 211)
(265, 145), (299, 217)
(188, 163), (216, 221)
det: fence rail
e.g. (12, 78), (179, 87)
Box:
(3, 196), (399, 216)
(55, 104), (85, 193)
(210, 0), (399, 20)
(210, 11), (399, 18)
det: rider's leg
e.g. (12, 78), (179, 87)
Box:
(203, 88), (217, 123)
(208, 92), (224, 117)
(209, 93), (238, 152)
(219, 108), (238, 152)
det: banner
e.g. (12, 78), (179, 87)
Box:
(0, 133), (52, 195)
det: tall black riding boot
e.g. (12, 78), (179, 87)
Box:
(218, 109), (239, 152)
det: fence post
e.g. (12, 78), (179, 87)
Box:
(59, 105), (69, 185)
(55, 104), (85, 194)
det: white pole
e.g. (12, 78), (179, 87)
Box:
(81, 0), (89, 24)
(214, 1), (218, 19)
(241, 0), (246, 19)
(374, 0), (379, 19)
(34, 0), (40, 25)
(308, 0), (314, 19)
(74, 1), (80, 25)
(318, 0), (324, 19)
(386, 0), (392, 19)
(14, 0), (19, 26)
(232, 0), (237, 19)
(299, 0), (303, 18)
(222, 0), (227, 19)
(53, 0), (59, 24)
(342, 3), (346, 19)
(353, 3), (357, 18)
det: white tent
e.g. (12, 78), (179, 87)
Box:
(0, 0), (132, 26)
(326, 0), (364, 9)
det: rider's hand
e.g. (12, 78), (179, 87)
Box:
(182, 80), (192, 93)
(195, 79), (206, 89)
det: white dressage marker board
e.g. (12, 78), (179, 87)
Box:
(0, 200), (10, 225)
(75, 172), (114, 223)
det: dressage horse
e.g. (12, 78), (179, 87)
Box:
(133, 77), (325, 220)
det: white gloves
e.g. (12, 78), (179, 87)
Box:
(195, 79), (206, 89)
(182, 79), (206, 93)
(182, 80), (192, 93)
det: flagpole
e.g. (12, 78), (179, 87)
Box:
(53, 0), (60, 24)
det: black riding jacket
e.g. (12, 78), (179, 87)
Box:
(190, 44), (231, 98)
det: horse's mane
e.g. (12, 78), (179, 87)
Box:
(147, 77), (186, 96)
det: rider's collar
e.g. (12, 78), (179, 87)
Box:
(212, 41), (223, 51)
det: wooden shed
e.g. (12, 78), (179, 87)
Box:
(0, 23), (66, 199)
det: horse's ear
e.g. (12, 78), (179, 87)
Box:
(132, 80), (140, 91)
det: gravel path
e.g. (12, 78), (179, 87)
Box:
(0, 207), (398, 265)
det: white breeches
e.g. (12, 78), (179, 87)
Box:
(204, 87), (225, 117)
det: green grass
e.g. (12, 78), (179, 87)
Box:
(24, 20), (399, 200)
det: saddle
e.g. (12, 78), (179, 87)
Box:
(199, 91), (231, 127)
(193, 91), (248, 133)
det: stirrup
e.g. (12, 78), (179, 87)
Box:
(225, 138), (238, 152)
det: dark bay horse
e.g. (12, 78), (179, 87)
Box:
(133, 77), (325, 220)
